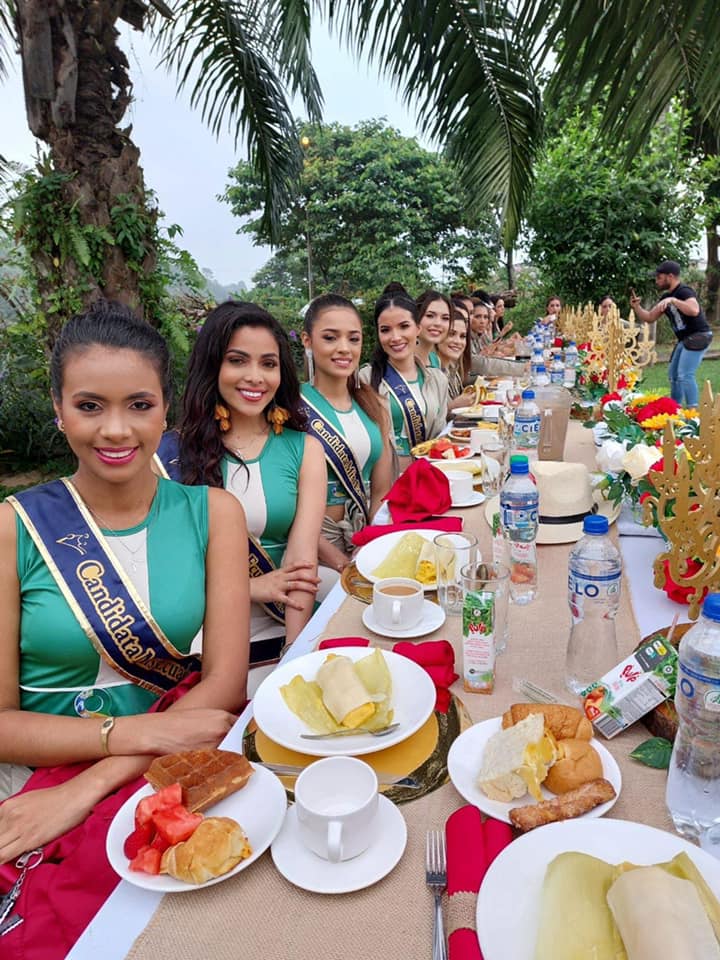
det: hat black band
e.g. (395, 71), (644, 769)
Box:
(538, 507), (595, 525)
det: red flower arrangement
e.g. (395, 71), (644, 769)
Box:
(601, 391), (622, 406)
(661, 558), (708, 606)
(631, 397), (680, 422)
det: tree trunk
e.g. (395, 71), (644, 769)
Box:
(506, 246), (515, 290)
(16, 0), (156, 342)
(706, 220), (720, 328)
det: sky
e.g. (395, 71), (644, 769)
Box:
(2, 21), (422, 287)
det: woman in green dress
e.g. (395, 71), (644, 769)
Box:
(0, 301), (247, 857)
(177, 302), (326, 666)
(415, 289), (453, 370)
(301, 294), (394, 574)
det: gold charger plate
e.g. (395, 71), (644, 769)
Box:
(243, 694), (471, 805)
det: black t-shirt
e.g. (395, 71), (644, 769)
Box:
(661, 284), (710, 341)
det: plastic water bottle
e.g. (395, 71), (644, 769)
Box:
(550, 349), (565, 385)
(532, 363), (550, 387)
(530, 348), (544, 379)
(500, 456), (538, 605)
(512, 390), (540, 461)
(565, 515), (621, 696)
(565, 341), (578, 368)
(666, 593), (720, 854)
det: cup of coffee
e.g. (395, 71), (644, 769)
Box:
(295, 756), (379, 862)
(372, 577), (424, 629)
(444, 469), (474, 504)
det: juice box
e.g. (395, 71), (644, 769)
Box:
(462, 589), (495, 694)
(582, 635), (678, 738)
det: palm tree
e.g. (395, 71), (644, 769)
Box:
(1, 0), (321, 335)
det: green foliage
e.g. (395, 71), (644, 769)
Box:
(630, 738), (672, 770)
(525, 106), (703, 304)
(224, 119), (502, 298)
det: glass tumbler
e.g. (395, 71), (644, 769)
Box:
(460, 560), (511, 653)
(433, 533), (479, 617)
(481, 442), (508, 498)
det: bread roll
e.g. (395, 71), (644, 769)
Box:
(161, 817), (251, 884)
(544, 738), (603, 794)
(502, 703), (593, 741)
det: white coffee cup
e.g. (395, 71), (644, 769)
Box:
(295, 757), (379, 862)
(471, 428), (499, 453)
(444, 469), (474, 504)
(372, 577), (424, 629)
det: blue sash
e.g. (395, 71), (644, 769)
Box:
(382, 363), (427, 448)
(300, 398), (369, 521)
(8, 479), (202, 696)
(154, 433), (285, 625)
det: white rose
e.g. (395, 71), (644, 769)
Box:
(596, 439), (629, 475)
(621, 444), (660, 483)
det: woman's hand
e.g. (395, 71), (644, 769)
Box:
(0, 779), (95, 864)
(114, 707), (238, 757)
(249, 561), (320, 610)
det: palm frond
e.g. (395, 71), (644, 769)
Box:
(516, 0), (720, 152)
(0, 1), (17, 81)
(154, 0), (322, 241)
(326, 0), (542, 248)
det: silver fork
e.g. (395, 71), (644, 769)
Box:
(426, 830), (447, 960)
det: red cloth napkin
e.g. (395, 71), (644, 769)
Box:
(351, 516), (463, 547)
(393, 639), (458, 713)
(317, 637), (370, 650)
(384, 458), (452, 522)
(0, 672), (212, 960)
(446, 806), (513, 960)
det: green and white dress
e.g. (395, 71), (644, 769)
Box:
(17, 478), (208, 718)
(360, 361), (448, 456)
(222, 429), (307, 646)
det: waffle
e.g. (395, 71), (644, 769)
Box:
(144, 749), (254, 813)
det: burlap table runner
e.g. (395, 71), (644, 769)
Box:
(126, 423), (673, 960)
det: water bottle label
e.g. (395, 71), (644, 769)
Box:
(513, 416), (540, 438)
(568, 569), (621, 600)
(677, 662), (720, 706)
(501, 503), (538, 528)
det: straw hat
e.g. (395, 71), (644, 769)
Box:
(484, 460), (620, 544)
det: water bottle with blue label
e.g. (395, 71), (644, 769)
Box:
(666, 593), (720, 855)
(549, 349), (565, 384)
(512, 390), (540, 461)
(565, 515), (621, 695)
(499, 456), (538, 605)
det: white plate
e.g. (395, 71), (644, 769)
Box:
(271, 795), (407, 894)
(252, 646), (436, 757)
(451, 491), (486, 508)
(355, 528), (443, 591)
(362, 599), (446, 638)
(477, 818), (720, 960)
(447, 716), (621, 825)
(454, 405), (501, 420)
(106, 763), (287, 892)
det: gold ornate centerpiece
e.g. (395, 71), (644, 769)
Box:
(642, 382), (720, 619)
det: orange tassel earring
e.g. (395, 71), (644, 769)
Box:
(266, 404), (290, 435)
(214, 403), (231, 432)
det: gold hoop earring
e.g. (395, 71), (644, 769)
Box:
(214, 403), (231, 433)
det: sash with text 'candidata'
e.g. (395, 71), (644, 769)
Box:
(8, 479), (202, 695)
(154, 433), (285, 624)
(300, 398), (369, 521)
(382, 363), (428, 448)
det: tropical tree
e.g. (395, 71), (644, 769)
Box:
(525, 106), (703, 305)
(225, 119), (502, 298)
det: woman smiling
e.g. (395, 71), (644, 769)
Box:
(415, 289), (452, 369)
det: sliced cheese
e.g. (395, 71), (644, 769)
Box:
(477, 714), (547, 802)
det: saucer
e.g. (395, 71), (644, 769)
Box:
(361, 600), (446, 638)
(271, 795), (407, 894)
(451, 491), (486, 508)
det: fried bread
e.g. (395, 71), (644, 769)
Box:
(145, 749), (253, 813)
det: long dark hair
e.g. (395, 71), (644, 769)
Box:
(303, 293), (385, 427)
(50, 299), (172, 403)
(415, 289), (453, 325)
(369, 293), (419, 391)
(179, 300), (307, 487)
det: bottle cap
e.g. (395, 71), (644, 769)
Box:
(510, 458), (529, 475)
(521, 390), (535, 400)
(583, 515), (609, 535)
(702, 593), (720, 623)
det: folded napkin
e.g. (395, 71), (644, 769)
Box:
(317, 637), (370, 650)
(446, 806), (513, 960)
(384, 458), (452, 523)
(393, 639), (458, 713)
(351, 516), (463, 547)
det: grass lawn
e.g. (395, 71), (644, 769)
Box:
(637, 357), (720, 396)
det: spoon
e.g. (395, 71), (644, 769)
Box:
(300, 722), (400, 740)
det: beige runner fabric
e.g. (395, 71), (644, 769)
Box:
(126, 422), (673, 960)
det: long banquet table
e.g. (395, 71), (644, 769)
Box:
(68, 421), (690, 960)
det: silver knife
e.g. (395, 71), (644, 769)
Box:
(258, 761), (421, 789)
